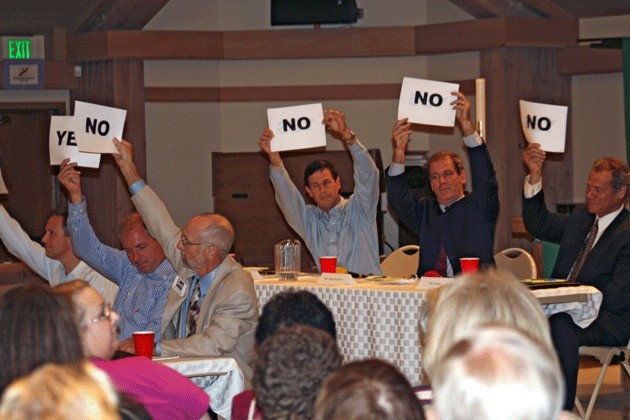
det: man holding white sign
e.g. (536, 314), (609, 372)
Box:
(386, 92), (499, 277)
(522, 144), (630, 410)
(259, 109), (381, 276)
(58, 159), (175, 343)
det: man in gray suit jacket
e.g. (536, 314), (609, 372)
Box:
(113, 138), (259, 383)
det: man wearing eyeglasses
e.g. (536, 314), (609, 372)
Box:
(386, 92), (499, 277)
(111, 138), (259, 384)
(57, 159), (176, 343)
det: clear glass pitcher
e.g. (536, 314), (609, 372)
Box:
(274, 239), (300, 280)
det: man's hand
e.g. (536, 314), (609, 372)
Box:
(523, 143), (546, 185)
(258, 129), (282, 167)
(323, 109), (355, 144)
(392, 118), (412, 164)
(112, 138), (141, 186)
(58, 158), (83, 205)
(116, 338), (136, 354)
(450, 92), (475, 137)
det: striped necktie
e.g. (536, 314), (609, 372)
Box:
(186, 278), (201, 337)
(567, 219), (598, 282)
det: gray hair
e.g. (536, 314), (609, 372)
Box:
(196, 213), (235, 258)
(431, 324), (564, 420)
(420, 268), (553, 381)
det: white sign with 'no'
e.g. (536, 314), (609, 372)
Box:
(73, 101), (126, 154)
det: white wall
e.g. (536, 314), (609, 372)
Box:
(144, 0), (436, 246)
(571, 73), (626, 201)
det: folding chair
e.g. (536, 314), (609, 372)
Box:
(574, 339), (630, 420)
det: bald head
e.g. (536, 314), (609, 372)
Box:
(178, 213), (236, 276)
(188, 213), (235, 259)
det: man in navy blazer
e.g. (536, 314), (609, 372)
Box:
(386, 92), (499, 277)
(522, 144), (630, 410)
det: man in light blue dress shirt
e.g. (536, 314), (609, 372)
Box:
(259, 109), (382, 276)
(58, 159), (176, 343)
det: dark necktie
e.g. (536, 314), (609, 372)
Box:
(567, 219), (598, 282)
(186, 278), (201, 338)
(434, 205), (449, 277)
(434, 244), (448, 277)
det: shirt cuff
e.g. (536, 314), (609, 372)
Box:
(388, 162), (406, 176)
(129, 180), (146, 196)
(523, 175), (542, 198)
(463, 132), (483, 148)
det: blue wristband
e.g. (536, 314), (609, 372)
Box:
(129, 179), (146, 196)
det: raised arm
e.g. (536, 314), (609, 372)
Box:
(113, 138), (184, 271)
(521, 143), (566, 242)
(261, 129), (311, 240)
(58, 159), (129, 283)
(323, 109), (379, 216)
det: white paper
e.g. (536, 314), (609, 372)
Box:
(267, 103), (326, 152)
(317, 273), (356, 285)
(416, 276), (452, 290)
(0, 168), (8, 194)
(49, 116), (100, 168)
(519, 100), (568, 153)
(398, 77), (459, 127)
(73, 101), (126, 154)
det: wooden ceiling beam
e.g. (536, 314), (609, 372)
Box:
(556, 45), (622, 75)
(518, 0), (572, 18)
(67, 18), (578, 62)
(75, 0), (170, 32)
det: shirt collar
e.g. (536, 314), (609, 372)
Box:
(144, 258), (176, 281)
(315, 196), (347, 219)
(595, 204), (625, 233)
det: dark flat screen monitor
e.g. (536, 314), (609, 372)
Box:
(271, 0), (359, 26)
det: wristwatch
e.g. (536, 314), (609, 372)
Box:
(343, 130), (356, 143)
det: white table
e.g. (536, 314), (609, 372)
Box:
(157, 356), (244, 420)
(254, 275), (602, 385)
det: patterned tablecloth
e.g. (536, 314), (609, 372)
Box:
(254, 275), (602, 385)
(157, 356), (244, 420)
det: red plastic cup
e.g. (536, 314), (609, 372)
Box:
(133, 331), (155, 358)
(320, 256), (337, 273)
(460, 257), (480, 274)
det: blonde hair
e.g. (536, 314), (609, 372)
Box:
(0, 361), (120, 420)
(421, 268), (552, 381)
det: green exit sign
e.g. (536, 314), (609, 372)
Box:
(2, 36), (44, 60)
(8, 39), (30, 59)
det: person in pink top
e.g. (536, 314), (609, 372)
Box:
(54, 280), (210, 420)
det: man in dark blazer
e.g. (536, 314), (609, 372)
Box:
(386, 92), (499, 277)
(522, 143), (630, 410)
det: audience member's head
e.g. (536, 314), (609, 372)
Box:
(42, 208), (73, 261)
(427, 324), (564, 420)
(314, 358), (425, 420)
(255, 289), (337, 346)
(119, 211), (166, 274)
(0, 361), (120, 420)
(0, 285), (83, 394)
(53, 280), (121, 360)
(420, 268), (552, 380)
(253, 325), (342, 419)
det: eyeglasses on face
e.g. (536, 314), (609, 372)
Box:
(81, 303), (113, 327)
(179, 236), (214, 248)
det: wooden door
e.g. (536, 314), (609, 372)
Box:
(0, 104), (64, 261)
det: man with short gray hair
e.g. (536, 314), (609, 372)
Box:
(112, 138), (258, 387)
